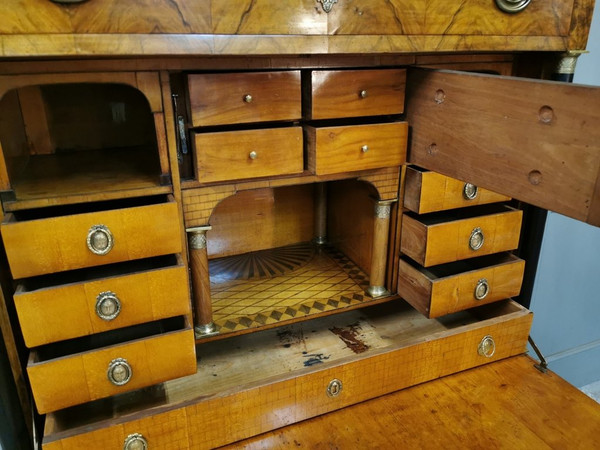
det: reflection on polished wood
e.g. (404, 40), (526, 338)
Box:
(227, 355), (600, 449)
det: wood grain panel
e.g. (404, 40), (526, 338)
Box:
(29, 325), (195, 414)
(404, 167), (511, 214)
(398, 254), (525, 317)
(306, 68), (406, 120)
(306, 122), (407, 175)
(15, 259), (190, 347)
(406, 69), (600, 227)
(194, 127), (303, 183)
(2, 198), (182, 278)
(188, 71), (301, 127)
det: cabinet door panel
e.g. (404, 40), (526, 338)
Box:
(406, 69), (600, 227)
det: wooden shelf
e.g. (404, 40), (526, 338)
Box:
(4, 147), (169, 211)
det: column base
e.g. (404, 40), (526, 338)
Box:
(367, 285), (390, 298)
(195, 322), (219, 339)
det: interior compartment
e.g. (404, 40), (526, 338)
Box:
(204, 179), (387, 336)
(0, 83), (167, 210)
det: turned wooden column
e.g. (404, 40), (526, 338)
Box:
(186, 226), (218, 337)
(314, 183), (327, 245)
(367, 200), (395, 298)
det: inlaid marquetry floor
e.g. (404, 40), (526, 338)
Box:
(209, 242), (371, 334)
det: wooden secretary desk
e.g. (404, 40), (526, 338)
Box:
(0, 0), (599, 448)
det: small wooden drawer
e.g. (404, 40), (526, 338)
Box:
(28, 316), (196, 414)
(1, 196), (182, 279)
(401, 204), (522, 267)
(194, 127), (303, 183)
(306, 122), (407, 176)
(14, 255), (190, 348)
(304, 69), (406, 120)
(404, 166), (511, 214)
(188, 71), (302, 127)
(398, 254), (525, 318)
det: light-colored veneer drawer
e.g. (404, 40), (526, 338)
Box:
(28, 316), (196, 414)
(404, 166), (511, 214)
(194, 127), (303, 183)
(305, 122), (407, 175)
(401, 204), (522, 267)
(188, 71), (302, 127)
(398, 253), (525, 318)
(1, 195), (182, 278)
(15, 255), (190, 348)
(305, 68), (406, 120)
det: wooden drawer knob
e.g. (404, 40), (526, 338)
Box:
(107, 358), (132, 386)
(478, 335), (496, 358)
(87, 224), (114, 255)
(474, 279), (490, 300)
(124, 433), (148, 450)
(95, 291), (121, 321)
(469, 227), (484, 251)
(495, 0), (531, 13)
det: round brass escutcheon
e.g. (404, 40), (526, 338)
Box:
(327, 379), (343, 398)
(87, 224), (114, 256)
(474, 278), (490, 300)
(538, 105), (554, 124)
(361, 145), (369, 153)
(249, 150), (258, 160)
(495, 0), (531, 13)
(478, 335), (496, 358)
(243, 94), (253, 103)
(95, 291), (121, 321)
(463, 183), (479, 200)
(528, 170), (542, 185)
(359, 90), (368, 99)
(124, 433), (148, 450)
(469, 227), (485, 251)
(107, 358), (132, 386)
(434, 89), (446, 104)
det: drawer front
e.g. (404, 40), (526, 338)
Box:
(404, 167), (511, 214)
(398, 255), (525, 318)
(194, 127), (303, 183)
(401, 207), (522, 267)
(1, 198), (182, 278)
(306, 69), (406, 120)
(15, 260), (190, 348)
(188, 71), (302, 127)
(28, 323), (196, 414)
(306, 122), (407, 175)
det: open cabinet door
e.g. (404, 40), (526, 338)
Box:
(406, 68), (600, 227)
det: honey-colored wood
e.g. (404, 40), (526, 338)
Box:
(404, 166), (511, 214)
(189, 242), (213, 329)
(305, 68), (406, 120)
(29, 321), (196, 414)
(42, 300), (532, 449)
(398, 254), (525, 318)
(227, 355), (600, 450)
(194, 127), (303, 184)
(188, 71), (301, 127)
(2, 197), (182, 278)
(401, 206), (523, 267)
(568, 0), (596, 50)
(406, 68), (600, 227)
(14, 257), (190, 347)
(306, 122), (407, 176)
(206, 185), (315, 259)
(370, 203), (392, 291)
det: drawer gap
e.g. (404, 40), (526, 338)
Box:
(31, 316), (186, 362)
(402, 253), (521, 280)
(405, 203), (516, 225)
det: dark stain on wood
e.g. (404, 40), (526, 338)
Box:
(277, 327), (306, 350)
(330, 322), (369, 354)
(303, 353), (329, 367)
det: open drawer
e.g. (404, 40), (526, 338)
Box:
(28, 316), (196, 414)
(41, 300), (531, 449)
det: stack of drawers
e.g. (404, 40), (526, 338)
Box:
(398, 166), (525, 318)
(1, 196), (196, 413)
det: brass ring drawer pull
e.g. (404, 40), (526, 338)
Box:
(87, 224), (114, 255)
(243, 94), (253, 103)
(463, 183), (479, 200)
(474, 278), (490, 300)
(361, 145), (369, 153)
(469, 227), (484, 251)
(478, 335), (496, 358)
(495, 0), (531, 13)
(107, 358), (132, 386)
(124, 433), (148, 450)
(95, 291), (121, 321)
